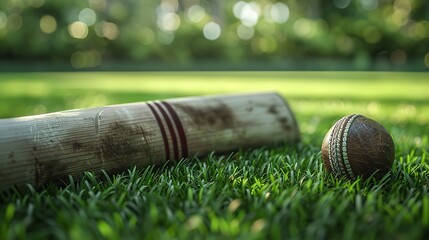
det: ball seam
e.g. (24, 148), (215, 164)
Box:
(329, 116), (344, 176)
(341, 114), (359, 180)
(336, 115), (350, 177)
(327, 125), (336, 175)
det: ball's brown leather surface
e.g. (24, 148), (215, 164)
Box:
(321, 115), (395, 180)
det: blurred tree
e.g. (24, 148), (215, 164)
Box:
(0, 0), (428, 69)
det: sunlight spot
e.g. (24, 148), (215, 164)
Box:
(228, 199), (241, 212)
(158, 12), (181, 31)
(265, 192), (271, 199)
(79, 8), (97, 26)
(233, 1), (247, 19)
(233, 1), (260, 27)
(95, 21), (119, 40)
(0, 12), (8, 29)
(29, 0), (45, 8)
(103, 22), (119, 40)
(251, 219), (266, 233)
(68, 21), (88, 39)
(203, 22), (221, 40)
(414, 137), (422, 147)
(237, 24), (254, 40)
(258, 37), (277, 53)
(39, 15), (57, 34)
(389, 9), (409, 27)
(333, 0), (351, 9)
(186, 215), (203, 230)
(360, 0), (378, 11)
(394, 0), (412, 13)
(366, 101), (380, 114)
(293, 18), (312, 37)
(406, 21), (426, 39)
(268, 2), (289, 24)
(186, 5), (206, 23)
(158, 0), (179, 13)
(89, 0), (107, 11)
(425, 52), (429, 68)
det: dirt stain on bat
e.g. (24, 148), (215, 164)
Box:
(267, 104), (300, 142)
(34, 153), (68, 187)
(30, 121), (153, 187)
(31, 133), (81, 187)
(278, 117), (291, 131)
(99, 121), (153, 173)
(174, 102), (238, 129)
(101, 122), (138, 159)
(268, 105), (278, 114)
(72, 142), (83, 151)
(8, 151), (15, 163)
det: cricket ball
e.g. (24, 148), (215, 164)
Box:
(321, 114), (395, 180)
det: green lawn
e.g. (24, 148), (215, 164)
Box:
(0, 71), (428, 239)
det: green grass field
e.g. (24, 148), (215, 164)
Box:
(0, 71), (428, 239)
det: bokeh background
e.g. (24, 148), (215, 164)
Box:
(1, 0), (429, 71)
(0, 2), (429, 238)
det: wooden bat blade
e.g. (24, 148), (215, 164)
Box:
(0, 92), (300, 189)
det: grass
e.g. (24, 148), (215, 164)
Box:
(0, 71), (428, 239)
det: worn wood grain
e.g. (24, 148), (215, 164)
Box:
(0, 92), (300, 189)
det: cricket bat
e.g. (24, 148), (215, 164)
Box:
(0, 92), (300, 189)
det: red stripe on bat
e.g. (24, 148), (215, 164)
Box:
(161, 101), (188, 159)
(147, 103), (170, 160)
(154, 102), (179, 161)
